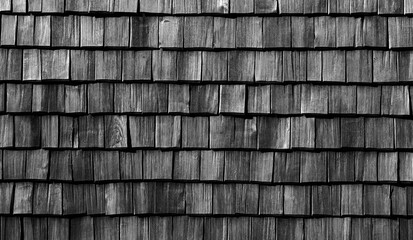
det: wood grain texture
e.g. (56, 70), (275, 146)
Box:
(219, 85), (245, 113)
(65, 0), (89, 12)
(300, 152), (327, 182)
(200, 151), (224, 181)
(141, 83), (168, 113)
(155, 115), (181, 148)
(114, 83), (142, 113)
(184, 17), (213, 48)
(347, 50), (373, 83)
(32, 84), (65, 113)
(271, 85), (301, 114)
(159, 17), (183, 48)
(300, 84), (328, 114)
(255, 0), (277, 13)
(213, 17), (235, 48)
(381, 86), (410, 115)
(291, 117), (315, 149)
(70, 50), (95, 80)
(355, 152), (378, 182)
(341, 184), (362, 215)
(104, 17), (129, 47)
(322, 50), (345, 82)
(173, 0), (201, 13)
(88, 83), (114, 113)
(65, 84), (87, 113)
(314, 17), (335, 48)
(130, 17), (158, 48)
(16, 15), (34, 46)
(152, 50), (177, 81)
(284, 185), (311, 215)
(169, 84), (190, 113)
(129, 116), (155, 148)
(0, 115), (13, 148)
(6, 84), (32, 112)
(143, 151), (173, 179)
(228, 51), (255, 82)
(316, 118), (340, 149)
(105, 115), (128, 148)
(119, 151), (143, 180)
(341, 118), (365, 148)
(255, 51), (283, 82)
(177, 51), (202, 81)
(377, 152), (398, 182)
(276, 218), (304, 240)
(95, 51), (122, 81)
(357, 86), (381, 114)
(80, 16), (103, 47)
(13, 182), (33, 214)
(41, 115), (59, 148)
(0, 15), (16, 45)
(248, 85), (271, 114)
(259, 185), (283, 214)
(190, 84), (218, 114)
(291, 17), (314, 48)
(174, 151), (200, 180)
(0, 49), (22, 81)
(363, 185), (390, 215)
(263, 17), (291, 48)
(14, 116), (41, 148)
(182, 117), (209, 148)
(202, 52), (228, 81)
(278, 0), (304, 13)
(373, 51), (399, 82)
(306, 51), (322, 81)
(399, 152), (413, 181)
(51, 16), (80, 47)
(41, 50), (70, 80)
(3, 150), (26, 179)
(329, 85), (357, 114)
(258, 117), (290, 149)
(350, 0), (377, 13)
(140, 0), (172, 13)
(78, 115), (105, 148)
(396, 119), (413, 149)
(365, 118), (394, 149)
(236, 17), (262, 48)
(50, 151), (72, 181)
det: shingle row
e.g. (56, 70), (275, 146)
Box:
(2, 115), (413, 149)
(1, 15), (413, 48)
(0, 0), (410, 15)
(3, 83), (412, 116)
(0, 181), (411, 216)
(0, 216), (408, 240)
(1, 150), (413, 183)
(3, 49), (413, 82)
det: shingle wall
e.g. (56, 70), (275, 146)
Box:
(0, 0), (412, 239)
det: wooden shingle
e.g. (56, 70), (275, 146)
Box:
(304, 0), (328, 13)
(213, 17), (235, 48)
(119, 217), (140, 240)
(373, 51), (398, 82)
(65, 85), (87, 113)
(228, 217), (251, 239)
(34, 15), (50, 46)
(250, 152), (273, 183)
(59, 116), (78, 148)
(143, 150), (173, 179)
(357, 86), (381, 115)
(184, 17), (213, 48)
(291, 117), (315, 148)
(236, 17), (262, 48)
(399, 51), (413, 82)
(114, 83), (142, 113)
(88, 83), (114, 113)
(350, 0), (377, 13)
(6, 84), (32, 112)
(3, 150), (26, 179)
(49, 151), (72, 181)
(0, 115), (13, 148)
(94, 217), (120, 240)
(0, 49), (22, 80)
(13, 182), (33, 214)
(168, 84), (190, 113)
(248, 85), (271, 114)
(0, 84), (3, 112)
(172, 216), (203, 240)
(209, 116), (234, 148)
(255, 51), (282, 82)
(314, 17), (335, 48)
(70, 50), (95, 81)
(78, 115), (105, 148)
(336, 17), (357, 47)
(315, 118), (340, 149)
(328, 0), (351, 14)
(104, 17), (129, 47)
(105, 115), (128, 148)
(347, 50), (373, 83)
(41, 115), (59, 148)
(190, 84), (219, 114)
(14, 116), (41, 148)
(65, 0), (89, 12)
(70, 217), (94, 240)
(155, 116), (181, 148)
(341, 118), (365, 148)
(361, 16), (387, 47)
(300, 152), (327, 182)
(141, 83), (168, 113)
(235, 184), (258, 213)
(105, 183), (133, 215)
(377, 152), (398, 182)
(152, 50), (177, 81)
(185, 183), (212, 214)
(140, 0), (172, 13)
(0, 0), (11, 11)
(341, 184), (363, 215)
(213, 184), (235, 214)
(129, 116), (155, 148)
(12, 0), (26, 12)
(276, 219), (304, 240)
(32, 85), (65, 113)
(159, 17), (183, 48)
(42, 0), (64, 12)
(355, 152), (378, 182)
(263, 17), (291, 48)
(48, 218), (69, 240)
(228, 51), (255, 82)
(381, 86), (410, 115)
(329, 85), (357, 114)
(322, 51), (346, 82)
(80, 16), (104, 47)
(306, 51), (322, 81)
(0, 183), (14, 214)
(312, 186), (340, 215)
(224, 151), (250, 181)
(365, 118), (394, 149)
(255, 0), (277, 13)
(88, 0), (109, 12)
(291, 17), (314, 48)
(112, 0), (138, 12)
(258, 117), (290, 149)
(173, 0), (201, 13)
(329, 152), (355, 182)
(278, 0), (304, 13)
(119, 151), (143, 180)
(130, 17), (158, 48)
(300, 84), (328, 114)
(259, 185), (283, 215)
(201, 0), (229, 13)
(41, 50), (70, 80)
(271, 85), (301, 114)
(230, 0), (253, 13)
(182, 117), (209, 148)
(16, 15), (34, 46)
(177, 51), (202, 81)
(85, 184), (105, 214)
(388, 17), (413, 48)
(95, 51), (122, 81)
(364, 185), (391, 215)
(200, 151), (224, 181)
(0, 15), (16, 45)
(400, 152), (413, 181)
(149, 217), (173, 239)
(51, 16), (80, 47)
(284, 185), (311, 215)
(219, 85), (246, 113)
(378, 0), (403, 14)
(122, 51), (151, 81)
(202, 51), (228, 81)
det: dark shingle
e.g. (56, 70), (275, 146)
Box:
(200, 151), (224, 181)
(41, 50), (70, 80)
(190, 84), (218, 114)
(152, 50), (177, 81)
(357, 86), (381, 114)
(291, 117), (315, 148)
(182, 116), (209, 148)
(201, 0), (229, 13)
(119, 151), (143, 180)
(184, 17), (213, 48)
(291, 17), (314, 48)
(173, 151), (200, 180)
(13, 182), (33, 214)
(172, 216), (203, 240)
(236, 17), (263, 48)
(355, 152), (378, 182)
(248, 85), (271, 114)
(41, 115), (59, 148)
(364, 185), (391, 215)
(219, 85), (246, 113)
(271, 85), (301, 114)
(255, 0), (277, 13)
(202, 51), (228, 81)
(65, 85), (87, 113)
(341, 184), (363, 215)
(14, 116), (41, 148)
(300, 152), (327, 182)
(129, 116), (155, 148)
(224, 151), (250, 181)
(130, 17), (158, 48)
(284, 185), (311, 215)
(213, 17), (235, 48)
(258, 117), (290, 149)
(322, 51), (345, 82)
(104, 17), (130, 47)
(95, 51), (122, 81)
(105, 183), (133, 215)
(316, 118), (340, 149)
(314, 17), (335, 48)
(259, 185), (283, 215)
(155, 115), (181, 148)
(263, 17), (291, 48)
(377, 152), (398, 182)
(88, 83), (114, 113)
(6, 84), (32, 112)
(78, 115), (105, 148)
(228, 51), (255, 82)
(177, 51), (202, 81)
(51, 16), (80, 47)
(328, 152), (356, 182)
(329, 85), (357, 114)
(381, 86), (410, 115)
(70, 50), (95, 81)
(16, 15), (34, 46)
(185, 183), (212, 214)
(143, 150), (173, 180)
(255, 51), (283, 82)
